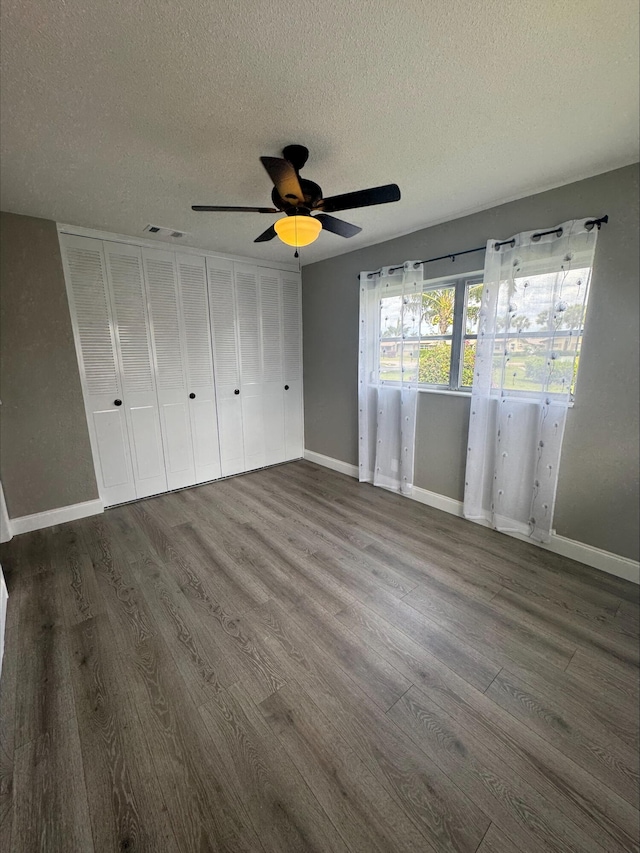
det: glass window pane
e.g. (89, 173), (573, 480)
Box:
(418, 340), (452, 385)
(460, 339), (477, 387)
(491, 335), (578, 394)
(380, 295), (403, 338)
(420, 287), (455, 336)
(495, 267), (590, 334)
(465, 283), (483, 334)
(379, 338), (401, 381)
(380, 294), (421, 338)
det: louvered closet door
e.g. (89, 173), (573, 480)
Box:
(104, 242), (167, 498)
(259, 269), (286, 466)
(207, 257), (245, 476)
(60, 234), (136, 505)
(235, 263), (266, 471)
(282, 271), (304, 459)
(176, 253), (221, 483)
(142, 248), (195, 490)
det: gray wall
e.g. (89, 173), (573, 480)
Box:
(0, 212), (98, 518)
(302, 164), (640, 561)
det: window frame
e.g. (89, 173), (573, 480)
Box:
(378, 271), (484, 393)
(377, 259), (591, 401)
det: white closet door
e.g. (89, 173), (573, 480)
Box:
(259, 269), (286, 466)
(207, 257), (244, 476)
(60, 234), (136, 506)
(282, 271), (304, 459)
(176, 253), (221, 483)
(104, 242), (167, 498)
(234, 263), (266, 471)
(142, 248), (195, 491)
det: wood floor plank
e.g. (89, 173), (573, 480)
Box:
(404, 581), (576, 675)
(343, 588), (501, 691)
(613, 599), (640, 639)
(68, 615), (180, 852)
(388, 686), (612, 853)
(13, 570), (75, 750)
(485, 669), (640, 807)
(200, 682), (349, 853)
(170, 561), (287, 704)
(476, 823), (521, 853)
(335, 597), (640, 853)
(117, 627), (263, 852)
(184, 491), (357, 614)
(75, 515), (156, 649)
(285, 596), (412, 711)
(498, 656), (639, 752)
(132, 555), (239, 702)
(252, 598), (492, 853)
(50, 524), (105, 627)
(491, 586), (640, 668)
(232, 474), (415, 598)
(263, 465), (503, 604)
(0, 582), (20, 852)
(567, 647), (640, 705)
(4, 460), (638, 853)
(12, 709), (95, 853)
(290, 462), (633, 611)
(260, 681), (437, 853)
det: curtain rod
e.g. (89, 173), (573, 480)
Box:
(358, 215), (608, 280)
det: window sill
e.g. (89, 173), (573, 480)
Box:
(417, 388), (471, 397)
(415, 386), (575, 407)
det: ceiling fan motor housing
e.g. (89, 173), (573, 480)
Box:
(271, 179), (323, 214)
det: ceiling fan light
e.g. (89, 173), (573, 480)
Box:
(274, 215), (322, 247)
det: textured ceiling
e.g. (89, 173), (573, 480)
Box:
(1, 0), (638, 265)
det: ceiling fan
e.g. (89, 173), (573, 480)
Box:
(192, 144), (401, 253)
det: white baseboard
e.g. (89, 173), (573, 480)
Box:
(304, 449), (640, 585)
(303, 449), (359, 479)
(0, 569), (8, 679)
(411, 486), (465, 518)
(9, 498), (104, 536)
(0, 481), (12, 543)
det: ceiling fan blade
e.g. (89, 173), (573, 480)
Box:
(254, 225), (277, 243)
(320, 183), (401, 213)
(314, 214), (362, 238)
(192, 205), (277, 213)
(260, 156), (304, 204)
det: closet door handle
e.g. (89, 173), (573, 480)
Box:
(114, 399), (122, 406)
(234, 389), (240, 395)
(189, 393), (196, 399)
(284, 385), (289, 390)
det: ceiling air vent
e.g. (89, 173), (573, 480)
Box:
(143, 224), (188, 240)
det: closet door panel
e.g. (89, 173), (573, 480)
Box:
(259, 270), (285, 465)
(92, 409), (132, 494)
(142, 248), (195, 490)
(60, 234), (136, 505)
(215, 387), (245, 476)
(177, 253), (221, 483)
(207, 257), (244, 476)
(104, 242), (167, 498)
(129, 404), (166, 481)
(284, 380), (304, 456)
(190, 398), (220, 474)
(282, 272), (304, 460)
(161, 401), (193, 475)
(235, 263), (266, 470)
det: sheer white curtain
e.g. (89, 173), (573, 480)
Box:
(463, 219), (598, 542)
(359, 261), (424, 495)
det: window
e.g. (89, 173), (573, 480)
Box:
(379, 274), (483, 391)
(378, 266), (591, 398)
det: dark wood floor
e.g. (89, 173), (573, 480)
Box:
(0, 460), (638, 852)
